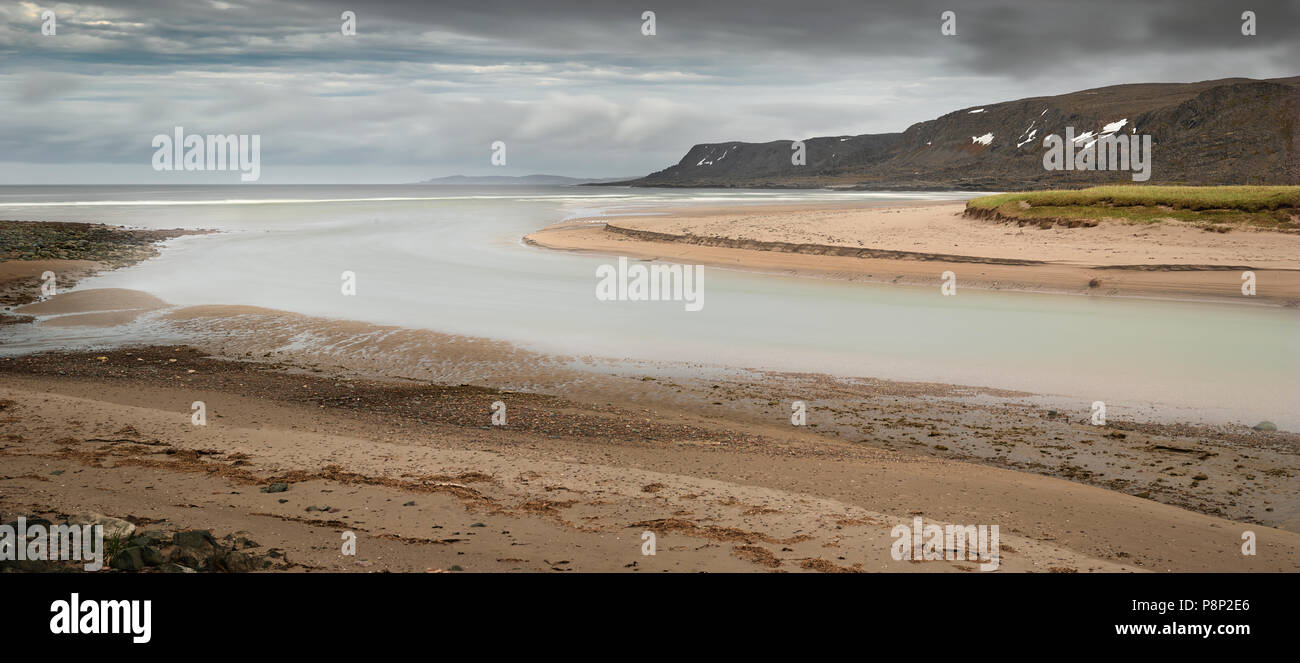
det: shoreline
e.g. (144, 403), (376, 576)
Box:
(0, 220), (208, 321)
(4, 343), (1298, 572)
(3, 289), (1298, 571)
(525, 201), (1300, 306)
(2, 216), (1298, 572)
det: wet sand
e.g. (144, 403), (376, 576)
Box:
(3, 212), (1298, 572)
(1, 219), (205, 321)
(1, 259), (103, 316)
(2, 294), (1298, 572)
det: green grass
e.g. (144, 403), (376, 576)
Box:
(967, 186), (1300, 230)
(104, 531), (130, 563)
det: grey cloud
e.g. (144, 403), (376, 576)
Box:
(0, 0), (1296, 182)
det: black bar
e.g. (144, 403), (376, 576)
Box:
(3, 572), (1292, 652)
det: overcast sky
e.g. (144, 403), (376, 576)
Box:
(1, 0), (1296, 184)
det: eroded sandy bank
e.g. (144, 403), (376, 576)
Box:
(526, 202), (1300, 305)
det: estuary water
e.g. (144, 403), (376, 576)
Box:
(1, 185), (1296, 429)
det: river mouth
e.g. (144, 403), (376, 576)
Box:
(1, 185), (1297, 430)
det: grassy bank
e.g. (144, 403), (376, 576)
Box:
(967, 185), (1300, 231)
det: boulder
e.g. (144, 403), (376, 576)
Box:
(110, 547), (146, 571)
(140, 546), (167, 567)
(68, 513), (136, 541)
(130, 530), (170, 548)
(173, 530), (218, 550)
(217, 550), (255, 573)
(173, 530), (220, 569)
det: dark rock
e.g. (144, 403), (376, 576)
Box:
(217, 551), (255, 573)
(174, 530), (220, 568)
(260, 483), (289, 493)
(177, 550), (210, 569)
(140, 546), (167, 566)
(130, 530), (169, 548)
(110, 547), (146, 571)
(173, 530), (218, 550)
(1, 559), (73, 573)
(160, 563), (195, 574)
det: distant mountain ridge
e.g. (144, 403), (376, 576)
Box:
(618, 76), (1300, 190)
(421, 174), (629, 186)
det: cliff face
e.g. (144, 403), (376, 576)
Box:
(624, 76), (1300, 190)
(654, 133), (903, 184)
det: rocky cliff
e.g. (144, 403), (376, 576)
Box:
(621, 77), (1300, 190)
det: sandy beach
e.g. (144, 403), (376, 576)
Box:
(4, 335), (1299, 573)
(8, 2), (1300, 643)
(3, 286), (1298, 572)
(526, 202), (1300, 305)
(2, 206), (1298, 573)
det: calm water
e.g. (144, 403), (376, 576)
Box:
(2, 185), (1297, 429)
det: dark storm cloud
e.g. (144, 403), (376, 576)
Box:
(17, 0), (1295, 72)
(296, 0), (1300, 73)
(0, 0), (1295, 182)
